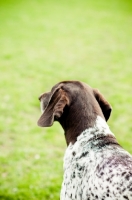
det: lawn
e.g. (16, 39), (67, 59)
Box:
(0, 0), (132, 199)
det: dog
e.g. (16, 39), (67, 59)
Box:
(37, 81), (132, 200)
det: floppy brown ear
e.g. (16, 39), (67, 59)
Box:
(93, 89), (112, 121)
(37, 86), (69, 127)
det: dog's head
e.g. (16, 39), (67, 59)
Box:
(37, 81), (112, 128)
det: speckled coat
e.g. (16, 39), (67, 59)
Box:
(61, 117), (132, 200)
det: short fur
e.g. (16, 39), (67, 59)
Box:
(37, 81), (132, 200)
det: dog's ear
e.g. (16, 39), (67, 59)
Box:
(37, 86), (69, 127)
(93, 89), (112, 121)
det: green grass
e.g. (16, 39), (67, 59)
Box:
(0, 0), (132, 199)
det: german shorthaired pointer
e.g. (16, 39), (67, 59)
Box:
(37, 81), (132, 200)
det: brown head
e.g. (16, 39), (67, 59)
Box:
(37, 81), (112, 145)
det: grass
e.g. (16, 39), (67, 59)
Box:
(0, 0), (132, 199)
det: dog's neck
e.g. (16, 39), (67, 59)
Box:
(63, 116), (119, 172)
(77, 116), (114, 143)
(58, 104), (96, 145)
(65, 116), (117, 150)
(59, 105), (106, 145)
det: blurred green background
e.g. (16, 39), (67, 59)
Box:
(0, 0), (132, 199)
